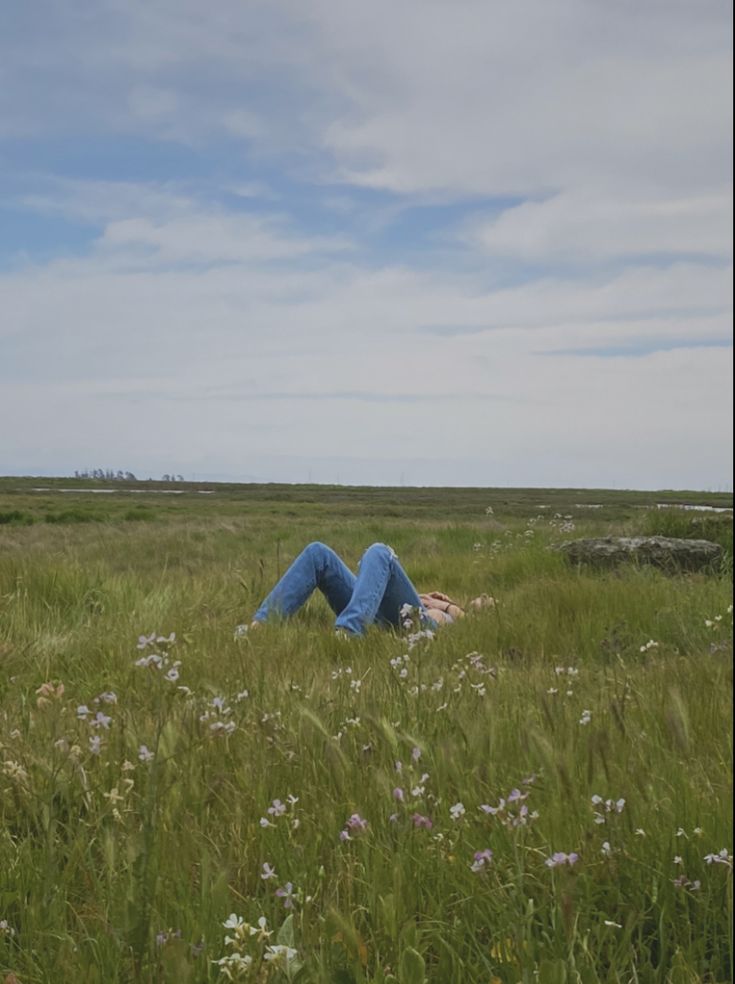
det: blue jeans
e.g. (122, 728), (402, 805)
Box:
(253, 542), (428, 636)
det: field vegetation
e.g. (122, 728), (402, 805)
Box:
(0, 480), (732, 983)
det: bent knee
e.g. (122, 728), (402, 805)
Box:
(363, 542), (396, 560)
(303, 540), (333, 559)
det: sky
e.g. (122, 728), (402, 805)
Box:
(1, 0), (732, 489)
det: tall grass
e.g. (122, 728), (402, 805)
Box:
(0, 493), (731, 982)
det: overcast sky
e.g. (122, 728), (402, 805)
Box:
(1, 0), (732, 489)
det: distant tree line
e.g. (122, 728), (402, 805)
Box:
(73, 469), (185, 482)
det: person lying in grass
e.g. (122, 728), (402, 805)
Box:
(239, 541), (491, 638)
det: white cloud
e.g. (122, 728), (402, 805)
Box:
(1, 181), (731, 487)
(1, 2), (732, 487)
(469, 190), (733, 262)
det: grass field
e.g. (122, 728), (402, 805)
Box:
(0, 480), (732, 983)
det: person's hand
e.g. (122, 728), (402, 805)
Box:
(425, 591), (451, 602)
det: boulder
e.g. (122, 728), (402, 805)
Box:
(553, 535), (723, 572)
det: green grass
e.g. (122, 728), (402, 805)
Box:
(0, 482), (732, 983)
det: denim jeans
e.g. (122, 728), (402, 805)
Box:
(253, 541), (428, 636)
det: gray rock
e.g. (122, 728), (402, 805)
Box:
(553, 535), (723, 572)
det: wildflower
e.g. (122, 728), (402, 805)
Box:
(471, 849), (494, 872)
(76, 704), (91, 720)
(259, 817), (275, 828)
(275, 882), (295, 909)
(704, 848), (733, 867)
(345, 813), (368, 832)
(90, 711), (112, 730)
(214, 952), (253, 976)
(164, 667), (180, 683)
(393, 787), (405, 802)
(137, 632), (157, 649)
(601, 841), (612, 857)
(411, 746), (422, 762)
(545, 852), (579, 868)
(639, 640), (659, 653)
(138, 745), (154, 763)
(89, 735), (102, 755)
(579, 709), (592, 726)
(103, 787), (124, 804)
(673, 856), (683, 865)
(250, 916), (271, 942)
(261, 862), (277, 880)
(480, 800), (505, 816)
(3, 760), (29, 783)
(96, 691), (117, 704)
(673, 875), (701, 891)
(591, 795), (625, 823)
(604, 920), (622, 929)
(0, 919), (15, 938)
(264, 944), (299, 966)
(268, 799), (287, 817)
(449, 802), (466, 821)
(235, 690), (249, 702)
(209, 720), (236, 735)
(412, 813), (433, 829)
(634, 828), (646, 837)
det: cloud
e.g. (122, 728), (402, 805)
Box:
(0, 2), (732, 488)
(468, 190), (733, 263)
(1, 178), (732, 488)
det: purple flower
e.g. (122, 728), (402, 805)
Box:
(411, 746), (422, 763)
(507, 788), (527, 803)
(393, 787), (405, 802)
(411, 813), (433, 830)
(261, 862), (277, 880)
(545, 851), (579, 868)
(137, 632), (157, 650)
(471, 848), (494, 872)
(275, 882), (295, 909)
(480, 798), (505, 815)
(268, 799), (287, 817)
(346, 813), (368, 832)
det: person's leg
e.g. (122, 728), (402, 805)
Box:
(334, 543), (427, 636)
(253, 542), (356, 623)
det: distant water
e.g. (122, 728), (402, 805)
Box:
(655, 503), (732, 513)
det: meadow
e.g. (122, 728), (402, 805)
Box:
(0, 480), (732, 983)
